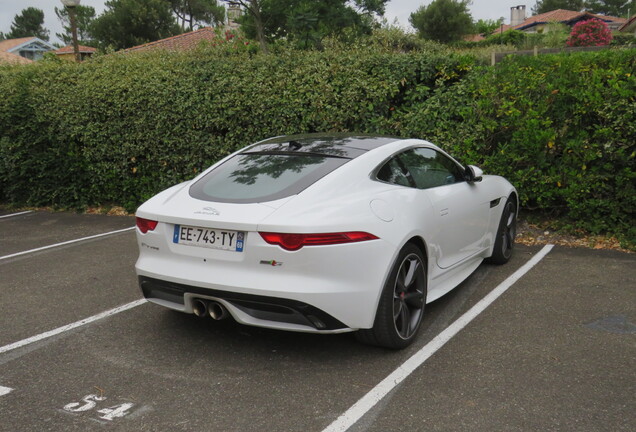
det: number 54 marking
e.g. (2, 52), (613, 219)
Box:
(64, 394), (134, 421)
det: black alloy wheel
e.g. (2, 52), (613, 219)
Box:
(393, 252), (426, 340)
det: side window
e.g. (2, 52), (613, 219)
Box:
(376, 157), (413, 187)
(398, 148), (465, 190)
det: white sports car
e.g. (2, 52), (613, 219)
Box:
(135, 134), (517, 349)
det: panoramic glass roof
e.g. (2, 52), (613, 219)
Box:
(243, 134), (401, 159)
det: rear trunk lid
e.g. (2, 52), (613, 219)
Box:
(136, 181), (291, 231)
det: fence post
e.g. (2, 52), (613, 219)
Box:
(534, 45), (538, 57)
(491, 51), (496, 66)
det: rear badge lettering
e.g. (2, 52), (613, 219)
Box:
(141, 242), (159, 251)
(260, 260), (283, 266)
(194, 207), (220, 216)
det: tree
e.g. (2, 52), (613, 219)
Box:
(543, 21), (570, 47)
(281, 0), (388, 48)
(91, 0), (181, 50)
(474, 18), (502, 35)
(532, 0), (585, 14)
(55, 5), (96, 46)
(585, 0), (636, 17)
(409, 0), (473, 43)
(566, 18), (612, 45)
(5, 7), (50, 41)
(170, 0), (225, 31)
(224, 0), (388, 52)
(221, 1), (268, 52)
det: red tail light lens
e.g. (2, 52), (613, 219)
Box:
(136, 217), (158, 234)
(259, 231), (379, 251)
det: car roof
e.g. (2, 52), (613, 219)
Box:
(243, 133), (404, 159)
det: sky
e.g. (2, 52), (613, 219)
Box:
(0, 0), (540, 45)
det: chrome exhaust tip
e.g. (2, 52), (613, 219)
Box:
(208, 301), (228, 320)
(192, 299), (208, 317)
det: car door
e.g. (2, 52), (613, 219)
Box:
(398, 147), (490, 269)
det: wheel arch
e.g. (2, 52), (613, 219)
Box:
(405, 235), (431, 292)
(405, 236), (428, 270)
(367, 235), (429, 327)
(510, 191), (519, 214)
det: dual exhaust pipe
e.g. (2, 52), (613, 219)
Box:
(192, 299), (229, 320)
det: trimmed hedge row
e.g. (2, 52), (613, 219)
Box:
(0, 47), (472, 210)
(392, 48), (635, 244)
(0, 46), (634, 245)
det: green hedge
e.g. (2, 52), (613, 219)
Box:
(0, 47), (471, 210)
(0, 46), (634, 245)
(393, 48), (636, 244)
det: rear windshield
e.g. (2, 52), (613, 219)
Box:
(189, 153), (349, 203)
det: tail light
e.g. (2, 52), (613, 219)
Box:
(136, 217), (158, 233)
(259, 231), (379, 251)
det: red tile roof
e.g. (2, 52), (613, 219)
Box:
(0, 37), (37, 53)
(493, 24), (513, 34)
(513, 9), (625, 30)
(464, 34), (486, 42)
(0, 50), (32, 64)
(54, 45), (97, 54)
(123, 27), (218, 53)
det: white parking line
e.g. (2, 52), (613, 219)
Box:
(0, 386), (13, 396)
(0, 227), (135, 262)
(0, 299), (147, 355)
(322, 244), (554, 432)
(0, 211), (33, 219)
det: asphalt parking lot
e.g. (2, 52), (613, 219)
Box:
(1, 210), (634, 432)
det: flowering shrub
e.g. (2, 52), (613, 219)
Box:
(566, 19), (612, 47)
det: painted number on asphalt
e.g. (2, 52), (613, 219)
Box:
(97, 403), (135, 421)
(64, 394), (106, 412)
(64, 394), (134, 421)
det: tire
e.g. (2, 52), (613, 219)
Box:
(356, 243), (427, 349)
(488, 196), (517, 265)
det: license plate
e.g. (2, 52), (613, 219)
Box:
(173, 225), (244, 252)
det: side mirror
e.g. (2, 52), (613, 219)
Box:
(465, 165), (483, 183)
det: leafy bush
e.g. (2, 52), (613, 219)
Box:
(611, 33), (636, 46)
(395, 49), (635, 245)
(0, 45), (634, 246)
(0, 45), (471, 210)
(542, 22), (570, 48)
(515, 22), (569, 50)
(567, 19), (612, 47)
(481, 30), (527, 47)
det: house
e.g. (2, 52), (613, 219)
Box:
(0, 37), (56, 61)
(619, 15), (636, 34)
(507, 6), (626, 33)
(123, 27), (218, 54)
(54, 45), (97, 62)
(465, 6), (627, 42)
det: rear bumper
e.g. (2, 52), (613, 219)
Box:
(135, 223), (396, 331)
(139, 276), (349, 333)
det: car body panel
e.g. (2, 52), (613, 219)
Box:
(135, 134), (517, 334)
